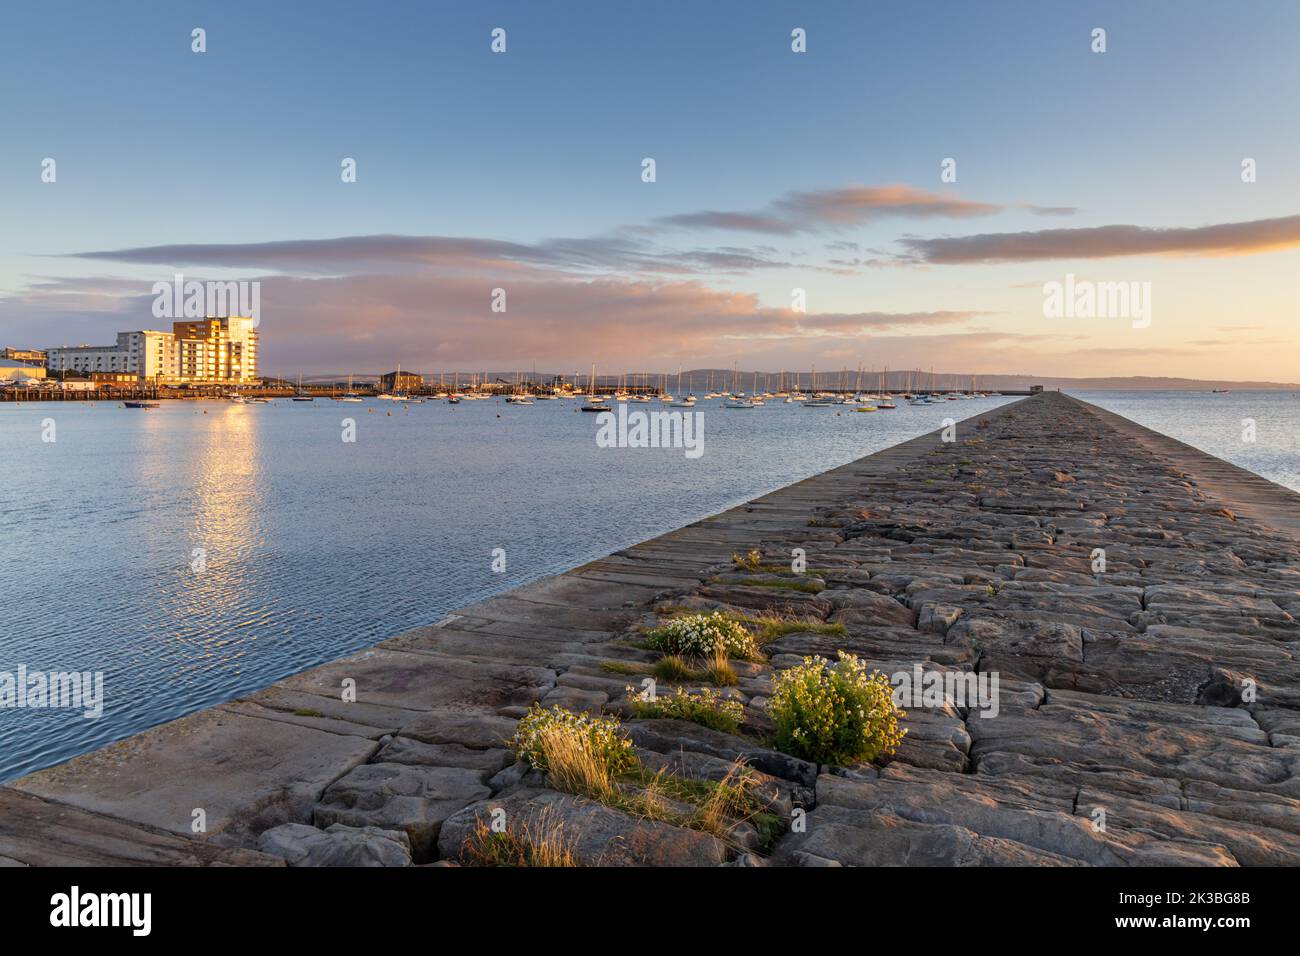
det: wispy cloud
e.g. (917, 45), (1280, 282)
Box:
(652, 184), (1011, 235)
(900, 213), (1300, 264)
(64, 234), (799, 278)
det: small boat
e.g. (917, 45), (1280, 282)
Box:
(877, 399), (897, 410)
(337, 374), (363, 402)
(124, 400), (160, 409)
(506, 394), (534, 405)
(804, 400), (834, 408)
(293, 373), (314, 400)
(724, 398), (755, 409)
(855, 405), (878, 412)
(245, 397), (270, 404)
(581, 364), (609, 411)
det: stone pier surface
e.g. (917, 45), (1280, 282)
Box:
(5, 391), (1300, 866)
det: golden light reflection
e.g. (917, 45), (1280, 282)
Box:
(135, 401), (266, 676)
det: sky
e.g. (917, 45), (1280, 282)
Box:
(2, 0), (1298, 381)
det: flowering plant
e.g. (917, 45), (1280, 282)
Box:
(768, 652), (906, 765)
(645, 612), (759, 660)
(510, 704), (636, 774)
(627, 684), (746, 734)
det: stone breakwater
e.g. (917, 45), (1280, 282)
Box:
(3, 391), (1300, 866)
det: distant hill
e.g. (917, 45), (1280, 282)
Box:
(290, 370), (1300, 391)
(674, 371), (1300, 392)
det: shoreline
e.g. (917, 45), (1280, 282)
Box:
(4, 392), (1300, 866)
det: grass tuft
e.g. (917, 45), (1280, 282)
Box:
(628, 685), (745, 735)
(726, 576), (824, 594)
(461, 808), (579, 867)
(539, 722), (618, 801)
(730, 549), (764, 572)
(651, 654), (695, 682)
(599, 660), (649, 677)
(749, 614), (845, 645)
(703, 646), (739, 686)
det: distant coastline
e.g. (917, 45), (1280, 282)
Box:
(259, 371), (1300, 392)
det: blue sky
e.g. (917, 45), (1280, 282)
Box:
(3, 0), (1299, 379)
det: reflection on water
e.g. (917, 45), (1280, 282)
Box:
(159, 406), (266, 686)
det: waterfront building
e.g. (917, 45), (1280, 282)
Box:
(0, 359), (47, 381)
(45, 317), (258, 385)
(1, 347), (47, 367)
(91, 371), (140, 389)
(47, 330), (179, 380)
(380, 369), (423, 393)
(171, 316), (258, 383)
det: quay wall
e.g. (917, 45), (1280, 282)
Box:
(4, 392), (1300, 867)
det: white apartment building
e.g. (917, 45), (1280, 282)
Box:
(46, 317), (258, 384)
(47, 331), (178, 380)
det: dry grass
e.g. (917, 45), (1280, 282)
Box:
(636, 769), (674, 821)
(539, 723), (616, 802)
(599, 660), (649, 677)
(703, 646), (738, 686)
(528, 742), (782, 854)
(695, 760), (760, 839)
(651, 654), (695, 682)
(727, 576), (824, 594)
(461, 808), (579, 867)
(749, 614), (845, 644)
(614, 759), (765, 843)
(642, 650), (738, 687)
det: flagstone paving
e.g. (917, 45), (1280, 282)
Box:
(4, 392), (1299, 866)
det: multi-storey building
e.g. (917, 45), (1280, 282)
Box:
(45, 317), (258, 384)
(1, 347), (47, 367)
(46, 331), (179, 380)
(171, 316), (257, 383)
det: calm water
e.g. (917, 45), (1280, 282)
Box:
(0, 393), (1013, 780)
(1071, 390), (1300, 493)
(2, 390), (1297, 781)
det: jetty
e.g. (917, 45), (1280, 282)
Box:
(4, 391), (1299, 866)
